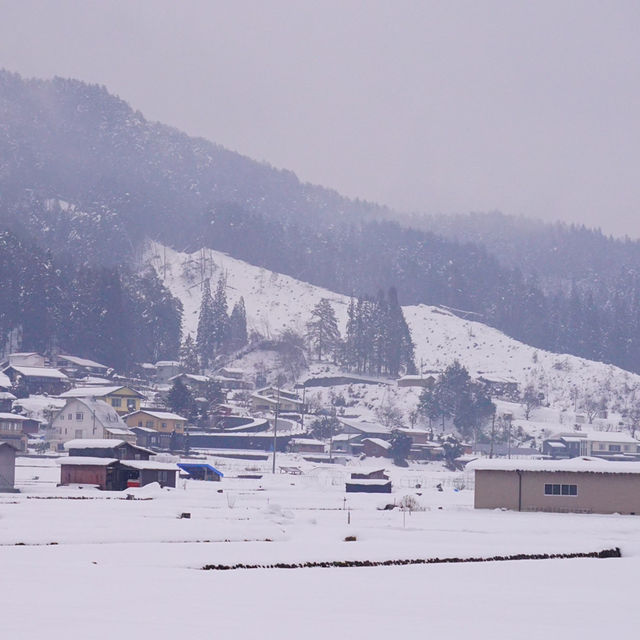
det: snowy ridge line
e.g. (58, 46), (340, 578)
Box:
(202, 547), (622, 571)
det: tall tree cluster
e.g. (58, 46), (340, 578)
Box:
(342, 290), (415, 377)
(196, 276), (247, 369)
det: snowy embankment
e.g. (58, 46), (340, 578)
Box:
(145, 241), (640, 410)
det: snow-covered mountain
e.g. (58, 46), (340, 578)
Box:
(145, 241), (640, 416)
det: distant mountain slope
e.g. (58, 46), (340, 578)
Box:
(3, 69), (640, 375)
(0, 69), (386, 263)
(146, 242), (640, 410)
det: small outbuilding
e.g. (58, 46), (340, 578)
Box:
(470, 457), (640, 515)
(0, 441), (18, 492)
(177, 462), (224, 481)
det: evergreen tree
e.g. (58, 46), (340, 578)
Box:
(211, 274), (230, 353)
(306, 298), (341, 361)
(389, 429), (412, 466)
(196, 279), (215, 369)
(179, 334), (200, 372)
(167, 378), (197, 420)
(229, 297), (248, 351)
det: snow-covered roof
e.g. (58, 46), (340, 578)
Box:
(64, 439), (126, 450)
(58, 457), (118, 467)
(345, 479), (391, 486)
(104, 428), (133, 436)
(0, 372), (11, 388)
(363, 437), (392, 449)
(0, 412), (29, 421)
(468, 457), (640, 475)
(57, 355), (108, 369)
(338, 418), (391, 435)
(5, 366), (68, 379)
(60, 386), (143, 398)
(126, 410), (186, 421)
(56, 398), (126, 428)
(583, 432), (639, 443)
(155, 361), (180, 367)
(0, 392), (16, 400)
(120, 460), (179, 471)
(169, 373), (209, 383)
(290, 438), (325, 446)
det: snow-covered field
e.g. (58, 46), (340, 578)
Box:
(3, 455), (639, 639)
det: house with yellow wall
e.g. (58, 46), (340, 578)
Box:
(59, 386), (145, 416)
(123, 409), (187, 434)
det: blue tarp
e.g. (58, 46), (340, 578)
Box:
(177, 463), (224, 478)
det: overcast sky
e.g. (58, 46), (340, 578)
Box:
(1, 1), (639, 237)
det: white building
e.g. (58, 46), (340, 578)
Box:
(51, 397), (132, 445)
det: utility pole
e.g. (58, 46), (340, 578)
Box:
(272, 387), (280, 474)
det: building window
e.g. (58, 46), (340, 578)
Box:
(68, 413), (72, 420)
(609, 445), (621, 452)
(127, 399), (136, 410)
(76, 412), (83, 421)
(544, 483), (577, 496)
(75, 429), (83, 439)
(162, 422), (167, 429)
(59, 414), (64, 420)
(598, 444), (606, 450)
(111, 398), (122, 408)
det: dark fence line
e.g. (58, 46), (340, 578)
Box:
(202, 547), (621, 571)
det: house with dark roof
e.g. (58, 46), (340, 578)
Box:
(3, 365), (69, 395)
(59, 438), (177, 490)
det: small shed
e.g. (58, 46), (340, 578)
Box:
(0, 441), (18, 492)
(177, 462), (224, 481)
(120, 460), (178, 488)
(470, 457), (640, 515)
(346, 479), (392, 493)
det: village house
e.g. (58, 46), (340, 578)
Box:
(130, 426), (172, 451)
(54, 354), (109, 379)
(154, 361), (181, 384)
(51, 398), (132, 446)
(288, 438), (326, 454)
(470, 457), (640, 515)
(59, 438), (178, 490)
(250, 387), (304, 413)
(59, 385), (145, 416)
(123, 409), (187, 434)
(542, 431), (640, 460)
(0, 391), (17, 412)
(338, 418), (392, 440)
(0, 413), (30, 451)
(476, 374), (520, 400)
(397, 374), (436, 389)
(0, 442), (18, 492)
(3, 365), (69, 396)
(362, 437), (392, 458)
(168, 373), (211, 396)
(6, 352), (46, 367)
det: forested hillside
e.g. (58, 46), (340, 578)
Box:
(2, 69), (640, 374)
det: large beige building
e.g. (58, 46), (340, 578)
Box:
(470, 457), (640, 515)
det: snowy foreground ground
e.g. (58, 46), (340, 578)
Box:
(3, 456), (640, 639)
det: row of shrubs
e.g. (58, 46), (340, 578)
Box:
(202, 547), (621, 571)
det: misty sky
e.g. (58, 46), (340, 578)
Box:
(1, 1), (639, 237)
